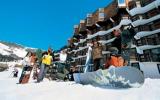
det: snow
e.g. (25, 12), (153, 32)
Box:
(0, 42), (27, 58)
(12, 48), (27, 58)
(134, 29), (160, 39)
(0, 43), (10, 55)
(127, 0), (160, 16)
(0, 68), (160, 100)
(137, 45), (160, 51)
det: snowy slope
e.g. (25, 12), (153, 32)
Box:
(0, 42), (37, 61)
(0, 68), (160, 100)
(0, 42), (27, 58)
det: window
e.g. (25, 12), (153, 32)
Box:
(151, 48), (160, 62)
(118, 0), (126, 6)
(157, 64), (160, 74)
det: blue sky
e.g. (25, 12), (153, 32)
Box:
(0, 0), (111, 50)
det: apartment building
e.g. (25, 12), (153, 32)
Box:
(67, 0), (160, 78)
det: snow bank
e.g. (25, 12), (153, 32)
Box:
(0, 68), (160, 100)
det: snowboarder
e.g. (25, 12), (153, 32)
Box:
(105, 47), (126, 69)
(111, 24), (136, 66)
(18, 52), (32, 84)
(121, 24), (136, 66)
(37, 48), (53, 83)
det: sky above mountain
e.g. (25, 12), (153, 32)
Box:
(0, 0), (112, 50)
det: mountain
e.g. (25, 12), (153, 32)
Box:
(0, 41), (37, 62)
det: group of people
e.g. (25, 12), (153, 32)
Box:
(18, 48), (54, 83)
(84, 24), (136, 72)
(17, 24), (136, 83)
(18, 47), (70, 83)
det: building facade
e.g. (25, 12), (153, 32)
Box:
(67, 0), (160, 78)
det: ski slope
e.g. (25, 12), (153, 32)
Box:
(0, 43), (27, 58)
(0, 68), (160, 100)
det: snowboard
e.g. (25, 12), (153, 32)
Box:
(20, 67), (33, 84)
(73, 66), (145, 88)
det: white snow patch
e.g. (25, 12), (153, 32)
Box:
(0, 68), (160, 100)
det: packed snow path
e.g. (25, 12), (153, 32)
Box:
(0, 69), (160, 100)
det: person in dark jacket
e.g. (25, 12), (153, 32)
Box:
(112, 29), (121, 54)
(111, 24), (136, 66)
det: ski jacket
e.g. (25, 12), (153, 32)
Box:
(42, 54), (53, 65)
(121, 28), (136, 46)
(105, 55), (124, 69)
(60, 53), (67, 63)
(22, 57), (31, 66)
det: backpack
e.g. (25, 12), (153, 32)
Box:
(105, 55), (125, 69)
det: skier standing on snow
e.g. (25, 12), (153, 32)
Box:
(37, 48), (53, 83)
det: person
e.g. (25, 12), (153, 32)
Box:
(92, 40), (103, 71)
(19, 52), (32, 83)
(105, 48), (125, 69)
(110, 24), (136, 66)
(56, 50), (69, 81)
(13, 67), (18, 77)
(121, 24), (136, 66)
(84, 40), (93, 72)
(112, 29), (121, 54)
(37, 48), (53, 83)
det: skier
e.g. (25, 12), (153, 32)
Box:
(37, 48), (53, 83)
(92, 39), (103, 71)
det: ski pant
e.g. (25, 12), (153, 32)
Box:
(37, 63), (49, 82)
(121, 42), (131, 66)
(93, 58), (103, 71)
(56, 63), (69, 80)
